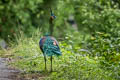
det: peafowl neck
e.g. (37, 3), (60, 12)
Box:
(49, 17), (54, 36)
(48, 9), (56, 36)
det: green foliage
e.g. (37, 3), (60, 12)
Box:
(0, 0), (57, 39)
(0, 0), (120, 80)
(88, 32), (120, 63)
(86, 31), (120, 79)
(0, 0), (120, 39)
(73, 0), (120, 34)
(3, 32), (117, 80)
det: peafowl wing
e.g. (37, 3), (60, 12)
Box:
(39, 36), (62, 56)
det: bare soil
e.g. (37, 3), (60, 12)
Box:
(0, 58), (22, 80)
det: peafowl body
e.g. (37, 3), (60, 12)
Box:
(39, 36), (61, 56)
(39, 9), (61, 72)
(39, 35), (62, 72)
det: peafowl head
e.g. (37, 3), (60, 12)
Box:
(50, 13), (56, 20)
(50, 9), (56, 23)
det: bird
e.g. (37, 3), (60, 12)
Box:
(39, 9), (62, 72)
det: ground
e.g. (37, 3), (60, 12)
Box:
(0, 58), (21, 80)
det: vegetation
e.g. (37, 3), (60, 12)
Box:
(4, 32), (114, 80)
(0, 0), (120, 80)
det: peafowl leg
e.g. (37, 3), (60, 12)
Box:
(44, 54), (47, 70)
(50, 56), (53, 72)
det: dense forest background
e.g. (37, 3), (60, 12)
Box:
(0, 0), (120, 80)
(0, 0), (119, 39)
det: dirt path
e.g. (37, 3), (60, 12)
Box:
(0, 58), (21, 80)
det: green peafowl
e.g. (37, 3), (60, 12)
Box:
(39, 9), (62, 72)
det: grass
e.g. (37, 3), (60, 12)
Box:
(0, 31), (117, 80)
(0, 31), (116, 80)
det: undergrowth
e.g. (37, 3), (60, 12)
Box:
(2, 31), (117, 80)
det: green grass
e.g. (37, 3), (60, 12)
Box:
(0, 50), (4, 56)
(3, 32), (116, 80)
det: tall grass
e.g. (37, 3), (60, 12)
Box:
(5, 29), (116, 80)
